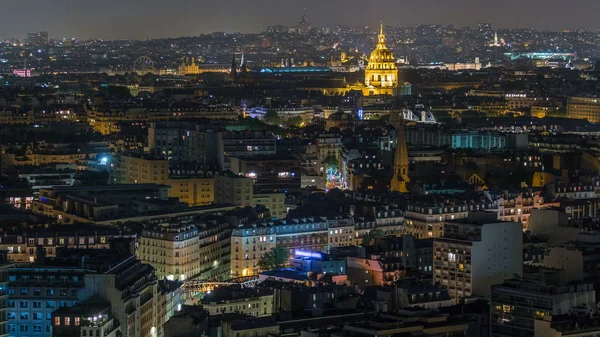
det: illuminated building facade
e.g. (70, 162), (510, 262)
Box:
(567, 96), (600, 123)
(364, 25), (398, 96)
(167, 178), (214, 206)
(112, 155), (169, 185)
(231, 217), (355, 277)
(138, 224), (200, 282)
(178, 57), (200, 75)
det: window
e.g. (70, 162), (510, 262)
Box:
(20, 288), (28, 295)
(448, 252), (456, 262)
(46, 313), (51, 320)
(60, 289), (67, 296)
(33, 289), (40, 296)
(33, 301), (41, 308)
(20, 301), (28, 308)
(74, 317), (80, 326)
(54, 317), (60, 326)
(8, 312), (15, 319)
(20, 313), (28, 320)
(47, 289), (54, 296)
(7, 324), (15, 332)
(33, 313), (42, 320)
(33, 325), (42, 332)
(46, 302), (55, 309)
(64, 317), (70, 326)
(8, 300), (15, 308)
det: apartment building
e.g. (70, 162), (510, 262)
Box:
(112, 155), (169, 185)
(7, 267), (87, 337)
(200, 287), (273, 317)
(433, 212), (523, 300)
(214, 173), (253, 207)
(196, 220), (231, 281)
(138, 224), (200, 281)
(567, 96), (600, 123)
(229, 155), (301, 194)
(51, 295), (120, 337)
(83, 256), (160, 337)
(491, 279), (596, 337)
(231, 216), (367, 277)
(0, 226), (135, 263)
(32, 184), (171, 224)
(0, 254), (13, 337)
(167, 177), (214, 206)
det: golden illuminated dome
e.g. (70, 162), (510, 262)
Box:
(363, 23), (398, 95)
(369, 47), (394, 62)
(368, 24), (396, 64)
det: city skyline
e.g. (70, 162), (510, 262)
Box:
(1, 0), (600, 39)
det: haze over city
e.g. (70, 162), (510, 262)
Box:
(1, 0), (600, 39)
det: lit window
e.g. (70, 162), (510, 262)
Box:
(448, 252), (456, 262)
(54, 317), (61, 326)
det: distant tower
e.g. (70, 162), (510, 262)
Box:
(390, 110), (410, 193)
(230, 53), (237, 76)
(494, 32), (499, 45)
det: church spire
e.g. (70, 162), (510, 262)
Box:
(378, 22), (386, 46)
(230, 53), (237, 76)
(390, 110), (410, 193)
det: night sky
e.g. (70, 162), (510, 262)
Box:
(1, 0), (598, 39)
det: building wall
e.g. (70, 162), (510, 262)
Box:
(167, 178), (214, 206)
(138, 226), (200, 281)
(252, 193), (286, 219)
(214, 175), (253, 207)
(83, 263), (160, 337)
(231, 228), (277, 277)
(542, 247), (584, 282)
(434, 221), (522, 300)
(471, 222), (522, 299)
(202, 294), (273, 317)
(567, 97), (600, 123)
(114, 155), (168, 185)
(8, 268), (86, 337)
(491, 282), (595, 337)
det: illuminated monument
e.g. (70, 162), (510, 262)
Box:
(364, 24), (398, 96)
(390, 110), (410, 192)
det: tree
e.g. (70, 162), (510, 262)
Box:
(258, 246), (290, 271)
(263, 110), (280, 124)
(362, 229), (384, 246)
(284, 116), (303, 127)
